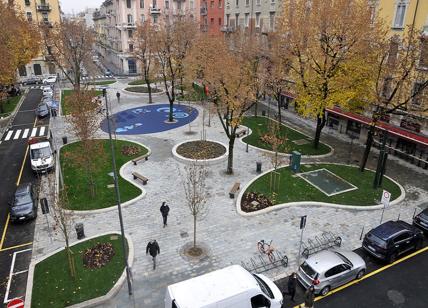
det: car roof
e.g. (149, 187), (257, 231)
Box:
(369, 220), (412, 240)
(305, 250), (343, 273)
(15, 183), (31, 195)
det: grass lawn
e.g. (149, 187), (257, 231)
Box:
(245, 164), (402, 206)
(31, 234), (127, 307)
(61, 90), (103, 115)
(89, 80), (116, 86)
(60, 139), (148, 210)
(124, 86), (162, 93)
(128, 79), (146, 85)
(242, 116), (331, 156)
(0, 95), (22, 117)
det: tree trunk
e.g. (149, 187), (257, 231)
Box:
(313, 113), (326, 149)
(65, 237), (76, 279)
(180, 76), (184, 96)
(193, 215), (196, 248)
(227, 136), (235, 174)
(145, 78), (153, 104)
(168, 100), (174, 122)
(276, 95), (282, 124)
(360, 125), (375, 172)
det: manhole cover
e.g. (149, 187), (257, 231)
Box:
(180, 231), (189, 238)
(387, 290), (405, 305)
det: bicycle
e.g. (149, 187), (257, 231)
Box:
(257, 239), (276, 263)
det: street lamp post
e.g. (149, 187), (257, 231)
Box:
(103, 88), (133, 296)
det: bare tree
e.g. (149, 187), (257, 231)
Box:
(183, 163), (208, 253)
(41, 19), (94, 90)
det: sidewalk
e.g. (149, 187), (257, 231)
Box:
(33, 81), (428, 308)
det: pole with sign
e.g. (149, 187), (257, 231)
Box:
(379, 190), (391, 224)
(297, 215), (307, 268)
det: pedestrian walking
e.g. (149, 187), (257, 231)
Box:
(116, 91), (120, 103)
(287, 272), (298, 302)
(146, 240), (160, 270)
(160, 202), (170, 227)
(304, 285), (315, 308)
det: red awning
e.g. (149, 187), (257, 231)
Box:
(327, 107), (428, 147)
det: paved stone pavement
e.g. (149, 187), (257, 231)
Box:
(32, 78), (428, 308)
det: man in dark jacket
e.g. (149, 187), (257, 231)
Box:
(304, 285), (315, 308)
(146, 240), (160, 270)
(287, 272), (298, 302)
(160, 202), (170, 227)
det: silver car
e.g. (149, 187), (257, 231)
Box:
(297, 249), (366, 296)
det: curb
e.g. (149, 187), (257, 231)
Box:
(24, 231), (134, 308)
(58, 138), (151, 216)
(238, 116), (334, 159)
(171, 139), (229, 166)
(122, 86), (165, 96)
(235, 163), (406, 216)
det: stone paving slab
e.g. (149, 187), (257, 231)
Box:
(30, 80), (428, 308)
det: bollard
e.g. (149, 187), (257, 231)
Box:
(256, 161), (262, 173)
(62, 136), (68, 145)
(75, 223), (85, 240)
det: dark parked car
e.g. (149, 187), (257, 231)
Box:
(9, 183), (38, 223)
(22, 76), (42, 85)
(35, 103), (50, 118)
(363, 220), (424, 263)
(413, 208), (428, 233)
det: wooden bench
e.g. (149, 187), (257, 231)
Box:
(229, 182), (240, 199)
(132, 172), (148, 185)
(235, 130), (247, 138)
(132, 153), (150, 165)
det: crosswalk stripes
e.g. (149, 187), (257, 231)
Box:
(2, 126), (48, 142)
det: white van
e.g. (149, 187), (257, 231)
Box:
(165, 265), (283, 308)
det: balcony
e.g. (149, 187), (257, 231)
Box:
(150, 7), (161, 14)
(37, 4), (51, 12)
(116, 22), (136, 29)
(200, 7), (207, 16)
(221, 25), (235, 33)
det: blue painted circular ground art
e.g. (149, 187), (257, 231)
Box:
(100, 104), (199, 135)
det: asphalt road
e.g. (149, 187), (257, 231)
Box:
(277, 241), (428, 308)
(0, 89), (45, 306)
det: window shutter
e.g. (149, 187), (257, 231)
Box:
(387, 37), (399, 67)
(419, 36), (428, 68)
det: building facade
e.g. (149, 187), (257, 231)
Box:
(200, 0), (224, 34)
(6, 0), (61, 80)
(94, 0), (203, 75)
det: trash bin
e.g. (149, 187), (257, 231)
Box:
(262, 110), (266, 116)
(62, 136), (68, 145)
(256, 161), (262, 173)
(75, 223), (85, 240)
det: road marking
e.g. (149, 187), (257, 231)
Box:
(4, 248), (32, 304)
(0, 214), (10, 251)
(16, 145), (29, 186)
(38, 126), (45, 136)
(4, 131), (13, 141)
(0, 242), (33, 252)
(30, 127), (37, 137)
(13, 130), (21, 140)
(22, 129), (29, 139)
(293, 246), (428, 307)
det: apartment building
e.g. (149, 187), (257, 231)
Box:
(5, 0), (61, 79)
(222, 0), (280, 34)
(93, 0), (202, 75)
(200, 0), (224, 34)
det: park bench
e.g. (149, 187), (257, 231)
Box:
(229, 182), (240, 199)
(132, 153), (150, 165)
(132, 172), (148, 185)
(235, 129), (247, 138)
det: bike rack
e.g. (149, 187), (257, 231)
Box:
(241, 250), (288, 274)
(301, 231), (342, 259)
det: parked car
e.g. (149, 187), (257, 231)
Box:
(363, 220), (424, 263)
(297, 249), (366, 296)
(42, 75), (57, 84)
(9, 182), (38, 223)
(105, 69), (113, 77)
(22, 76), (42, 85)
(413, 208), (428, 233)
(35, 103), (50, 118)
(42, 87), (53, 97)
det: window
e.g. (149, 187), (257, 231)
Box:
(226, 14), (230, 26)
(165, 0), (169, 9)
(369, 5), (376, 26)
(211, 18), (214, 24)
(255, 12), (260, 27)
(250, 294), (271, 308)
(235, 13), (239, 27)
(26, 12), (32, 22)
(25, 0), (30, 6)
(394, 233), (410, 243)
(129, 44), (134, 52)
(245, 13), (249, 27)
(42, 12), (48, 22)
(256, 0), (260, 5)
(218, 0), (222, 8)
(128, 59), (137, 74)
(393, 2), (407, 29)
(218, 18), (222, 25)
(140, 0), (144, 8)
(235, 0), (239, 7)
(127, 0), (132, 9)
(190, 0), (194, 9)
(153, 14), (158, 24)
(419, 36), (428, 68)
(325, 265), (344, 278)
(270, 12), (275, 31)
(177, 1), (182, 9)
(412, 82), (426, 106)
(245, 0), (249, 6)
(271, 0), (275, 3)
(127, 14), (134, 23)
(153, 0), (157, 8)
(128, 30), (133, 38)
(33, 64), (42, 75)
(141, 14), (145, 22)
(18, 65), (27, 77)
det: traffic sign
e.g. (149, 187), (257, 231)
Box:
(7, 298), (24, 308)
(300, 215), (307, 230)
(381, 190), (391, 207)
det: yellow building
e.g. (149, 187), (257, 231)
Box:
(5, 0), (62, 79)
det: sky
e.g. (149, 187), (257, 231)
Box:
(61, 0), (104, 14)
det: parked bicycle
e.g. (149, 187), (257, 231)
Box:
(257, 239), (276, 263)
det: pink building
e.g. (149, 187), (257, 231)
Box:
(95, 0), (201, 75)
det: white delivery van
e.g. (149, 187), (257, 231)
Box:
(29, 137), (55, 173)
(165, 265), (283, 308)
